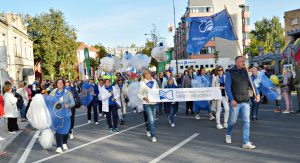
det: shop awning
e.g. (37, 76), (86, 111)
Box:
(0, 69), (10, 82)
(22, 68), (34, 76)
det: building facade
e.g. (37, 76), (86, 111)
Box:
(174, 0), (251, 63)
(284, 9), (300, 65)
(0, 13), (34, 84)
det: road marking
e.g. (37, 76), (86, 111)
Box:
(17, 111), (134, 163)
(33, 122), (145, 163)
(149, 133), (199, 163)
(18, 131), (41, 163)
(75, 113), (87, 117)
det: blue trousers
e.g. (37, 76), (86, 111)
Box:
(143, 104), (157, 137)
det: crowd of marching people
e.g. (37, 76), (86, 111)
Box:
(0, 56), (300, 153)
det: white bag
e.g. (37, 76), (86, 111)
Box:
(127, 82), (143, 112)
(27, 94), (52, 130)
(39, 129), (55, 149)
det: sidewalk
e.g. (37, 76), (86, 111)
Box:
(0, 118), (29, 153)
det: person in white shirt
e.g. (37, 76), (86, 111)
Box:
(17, 81), (29, 122)
(97, 79), (104, 117)
(137, 69), (159, 143)
(3, 83), (19, 134)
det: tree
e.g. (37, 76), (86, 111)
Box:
(130, 43), (137, 48)
(213, 50), (220, 65)
(25, 9), (78, 80)
(249, 16), (285, 56)
(94, 43), (108, 59)
(89, 58), (99, 71)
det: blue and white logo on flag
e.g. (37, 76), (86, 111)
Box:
(186, 9), (238, 54)
(159, 90), (174, 100)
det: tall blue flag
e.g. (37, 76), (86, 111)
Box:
(186, 9), (238, 54)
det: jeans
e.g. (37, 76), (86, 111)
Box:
(143, 104), (157, 137)
(87, 97), (98, 122)
(56, 133), (68, 148)
(20, 104), (26, 119)
(226, 102), (250, 144)
(250, 97), (260, 118)
(165, 102), (176, 124)
(69, 107), (76, 134)
(106, 105), (119, 129)
(157, 103), (163, 113)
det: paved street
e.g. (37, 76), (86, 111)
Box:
(0, 97), (300, 163)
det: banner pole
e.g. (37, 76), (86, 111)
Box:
(224, 5), (257, 97)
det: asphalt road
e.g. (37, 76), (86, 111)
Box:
(0, 98), (300, 163)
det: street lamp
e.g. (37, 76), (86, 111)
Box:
(172, 0), (178, 74)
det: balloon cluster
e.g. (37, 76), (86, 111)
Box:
(100, 56), (122, 72)
(151, 46), (168, 62)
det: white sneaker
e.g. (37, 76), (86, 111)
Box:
(8, 131), (17, 134)
(56, 147), (63, 154)
(95, 122), (99, 125)
(134, 110), (137, 114)
(217, 124), (224, 129)
(209, 115), (215, 121)
(62, 144), (68, 151)
(226, 135), (231, 144)
(0, 136), (5, 141)
(88, 120), (92, 123)
(151, 137), (157, 143)
(223, 123), (228, 129)
(104, 114), (107, 118)
(282, 110), (290, 114)
(69, 133), (74, 140)
(242, 142), (256, 149)
(171, 123), (175, 127)
(146, 131), (151, 137)
(195, 114), (200, 120)
(99, 113), (103, 117)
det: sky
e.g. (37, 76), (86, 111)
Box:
(1, 0), (299, 48)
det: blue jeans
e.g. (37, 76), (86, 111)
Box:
(20, 104), (26, 119)
(226, 102), (250, 144)
(157, 103), (163, 113)
(143, 104), (157, 137)
(165, 102), (176, 124)
(250, 97), (260, 118)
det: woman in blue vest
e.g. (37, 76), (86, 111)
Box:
(49, 79), (75, 154)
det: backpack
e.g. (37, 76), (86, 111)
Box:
(15, 93), (24, 109)
(288, 76), (295, 91)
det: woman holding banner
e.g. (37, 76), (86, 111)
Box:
(138, 69), (159, 143)
(212, 66), (229, 129)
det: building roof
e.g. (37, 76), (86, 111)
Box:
(188, 0), (213, 7)
(284, 8), (300, 14)
(77, 42), (98, 52)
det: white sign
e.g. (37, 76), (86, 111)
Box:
(148, 87), (222, 102)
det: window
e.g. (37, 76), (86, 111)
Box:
(243, 32), (250, 39)
(180, 66), (184, 69)
(243, 18), (250, 25)
(210, 64), (214, 68)
(291, 18), (299, 25)
(185, 65), (189, 69)
(205, 65), (209, 68)
(14, 37), (17, 56)
(195, 65), (199, 69)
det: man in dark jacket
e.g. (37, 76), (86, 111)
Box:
(182, 67), (195, 115)
(225, 56), (260, 149)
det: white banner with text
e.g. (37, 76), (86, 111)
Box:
(148, 87), (222, 102)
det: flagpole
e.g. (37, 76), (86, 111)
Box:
(224, 5), (257, 97)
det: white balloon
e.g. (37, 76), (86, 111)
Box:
(122, 53), (133, 68)
(151, 46), (167, 62)
(131, 54), (151, 71)
(127, 82), (143, 112)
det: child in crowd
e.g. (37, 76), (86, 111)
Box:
(164, 78), (178, 127)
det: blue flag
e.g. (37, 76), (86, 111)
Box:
(186, 9), (238, 54)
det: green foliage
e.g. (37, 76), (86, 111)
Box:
(25, 8), (78, 80)
(94, 43), (108, 59)
(213, 50), (220, 64)
(249, 16), (285, 56)
(140, 40), (157, 67)
(89, 57), (99, 71)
